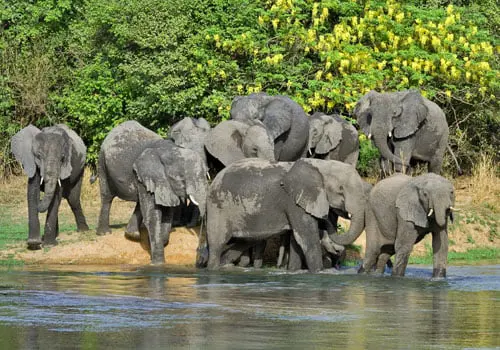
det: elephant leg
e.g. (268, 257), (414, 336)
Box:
(393, 142), (413, 174)
(238, 250), (251, 267)
(27, 173), (42, 250)
(96, 158), (114, 235)
(253, 241), (266, 268)
(432, 229), (448, 278)
(375, 252), (392, 274)
(392, 222), (419, 277)
(359, 207), (381, 273)
(277, 233), (290, 268)
(125, 203), (143, 237)
(138, 184), (164, 264)
(288, 235), (304, 271)
(160, 206), (174, 247)
(66, 175), (89, 231)
(359, 245), (380, 274)
(43, 187), (62, 246)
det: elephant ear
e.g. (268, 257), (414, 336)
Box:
(10, 125), (41, 178)
(282, 159), (329, 219)
(194, 117), (211, 131)
(393, 90), (428, 139)
(204, 120), (246, 167)
(133, 149), (180, 207)
(316, 117), (342, 154)
(56, 124), (86, 179)
(262, 99), (293, 141)
(396, 182), (428, 228)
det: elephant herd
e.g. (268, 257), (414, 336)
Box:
(11, 90), (458, 278)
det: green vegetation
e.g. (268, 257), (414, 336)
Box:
(0, 0), (498, 176)
(409, 247), (499, 265)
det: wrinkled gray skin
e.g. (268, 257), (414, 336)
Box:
(354, 90), (459, 177)
(359, 173), (455, 278)
(133, 142), (208, 264)
(201, 158), (368, 272)
(204, 119), (275, 170)
(231, 92), (309, 161)
(308, 112), (359, 166)
(168, 117), (211, 165)
(11, 124), (89, 249)
(96, 121), (207, 251)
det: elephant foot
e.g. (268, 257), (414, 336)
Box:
(124, 231), (141, 242)
(77, 223), (90, 232)
(42, 239), (58, 248)
(196, 247), (209, 268)
(96, 228), (111, 236)
(27, 239), (42, 250)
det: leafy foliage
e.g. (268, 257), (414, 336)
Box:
(0, 0), (498, 175)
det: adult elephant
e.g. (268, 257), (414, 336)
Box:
(133, 141), (208, 264)
(359, 173), (455, 278)
(201, 158), (368, 272)
(354, 90), (461, 176)
(11, 124), (89, 249)
(230, 92), (309, 161)
(308, 112), (359, 166)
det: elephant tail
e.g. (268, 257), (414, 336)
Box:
(446, 145), (463, 176)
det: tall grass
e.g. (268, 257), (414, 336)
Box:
(469, 153), (499, 209)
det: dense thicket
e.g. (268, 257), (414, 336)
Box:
(0, 0), (498, 177)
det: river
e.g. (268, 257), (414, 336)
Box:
(0, 264), (498, 349)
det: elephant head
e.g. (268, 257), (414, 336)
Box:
(354, 90), (428, 165)
(396, 173), (455, 228)
(282, 159), (367, 246)
(204, 119), (275, 167)
(230, 92), (269, 121)
(308, 112), (343, 155)
(168, 117), (211, 161)
(133, 141), (208, 217)
(11, 124), (79, 212)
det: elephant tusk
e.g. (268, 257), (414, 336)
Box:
(368, 133), (372, 139)
(189, 194), (199, 206)
(388, 131), (392, 138)
(308, 149), (313, 156)
(450, 206), (460, 212)
(428, 208), (434, 217)
(347, 212), (352, 219)
(206, 172), (211, 180)
(40, 177), (44, 186)
(58, 179), (62, 187)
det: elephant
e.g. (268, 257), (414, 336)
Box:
(359, 173), (455, 278)
(133, 140), (208, 264)
(204, 119), (275, 172)
(354, 89), (462, 177)
(168, 117), (211, 164)
(201, 158), (368, 272)
(230, 92), (310, 161)
(308, 112), (359, 166)
(11, 124), (89, 249)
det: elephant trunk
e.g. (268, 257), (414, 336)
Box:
(38, 158), (61, 213)
(39, 178), (57, 213)
(328, 211), (365, 246)
(434, 206), (448, 228)
(372, 125), (403, 167)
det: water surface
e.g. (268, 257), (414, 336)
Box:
(0, 265), (498, 349)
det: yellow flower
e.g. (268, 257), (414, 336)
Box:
(315, 70), (323, 80)
(326, 73), (334, 81)
(445, 90), (452, 98)
(258, 16), (265, 26)
(446, 4), (454, 15)
(272, 18), (280, 30)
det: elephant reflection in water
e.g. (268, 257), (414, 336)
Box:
(11, 124), (89, 249)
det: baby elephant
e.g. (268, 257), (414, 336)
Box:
(360, 173), (455, 278)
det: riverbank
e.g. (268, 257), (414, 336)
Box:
(0, 166), (498, 267)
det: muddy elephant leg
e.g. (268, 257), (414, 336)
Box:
(27, 173), (42, 250)
(392, 222), (419, 277)
(288, 235), (304, 270)
(138, 184), (165, 264)
(43, 186), (62, 246)
(375, 252), (392, 274)
(432, 229), (448, 278)
(66, 175), (89, 231)
(253, 241), (266, 268)
(160, 206), (174, 247)
(96, 166), (114, 235)
(125, 203), (143, 238)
